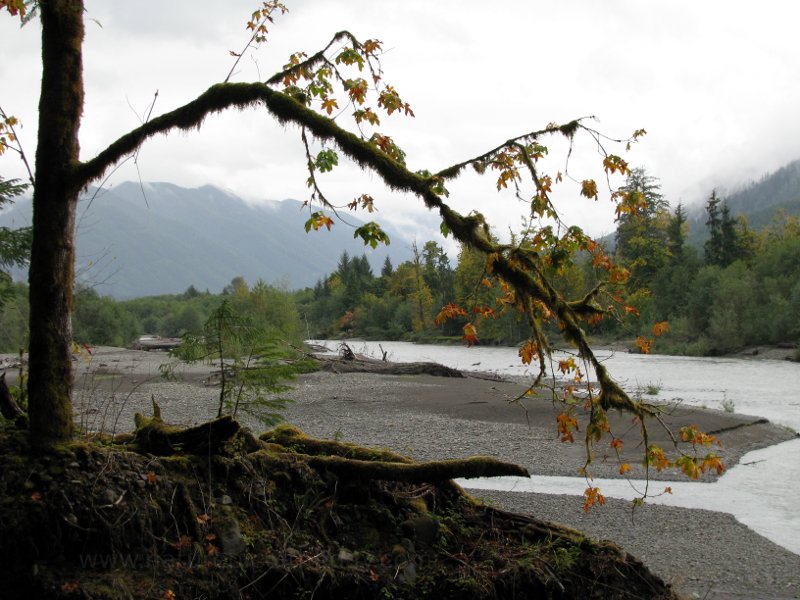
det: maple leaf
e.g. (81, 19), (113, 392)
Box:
(518, 340), (538, 365)
(472, 305), (495, 318)
(618, 463), (632, 475)
(435, 303), (467, 325)
(304, 211), (335, 232)
(636, 336), (653, 354)
(556, 411), (579, 443)
(609, 438), (623, 450)
(362, 39), (382, 55)
(646, 445), (670, 471)
(652, 321), (670, 337)
(623, 305), (640, 317)
(580, 179), (599, 200)
(608, 265), (630, 284)
(602, 155), (630, 176)
(676, 455), (701, 480)
(320, 97), (338, 115)
(701, 453), (726, 476)
(462, 322), (479, 346)
(583, 487), (606, 512)
(146, 471), (157, 486)
(558, 357), (577, 374)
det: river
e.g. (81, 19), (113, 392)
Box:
(310, 339), (800, 555)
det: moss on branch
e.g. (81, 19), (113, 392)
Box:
(303, 454), (529, 483)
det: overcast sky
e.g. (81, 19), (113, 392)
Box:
(2, 1), (799, 247)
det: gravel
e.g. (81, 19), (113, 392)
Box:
(59, 349), (800, 599)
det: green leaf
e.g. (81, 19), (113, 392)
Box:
(354, 221), (390, 248)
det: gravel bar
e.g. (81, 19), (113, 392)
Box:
(46, 348), (800, 599)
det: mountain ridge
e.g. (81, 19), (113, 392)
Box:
(1, 182), (412, 299)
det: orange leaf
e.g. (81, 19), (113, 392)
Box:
(556, 411), (579, 443)
(583, 487), (606, 512)
(623, 305), (639, 317)
(558, 357), (577, 374)
(435, 303), (467, 325)
(462, 322), (479, 347)
(518, 340), (538, 365)
(636, 336), (652, 354)
(618, 463), (631, 475)
(609, 438), (623, 450)
(146, 471), (157, 485)
(652, 321), (670, 337)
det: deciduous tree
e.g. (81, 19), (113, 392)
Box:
(2, 1), (714, 494)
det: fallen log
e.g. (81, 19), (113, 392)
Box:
(319, 357), (464, 377)
(303, 454), (529, 483)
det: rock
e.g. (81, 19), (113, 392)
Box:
(213, 515), (246, 556)
(337, 548), (355, 563)
(399, 561), (417, 585)
(400, 515), (439, 546)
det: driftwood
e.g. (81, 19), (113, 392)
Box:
(131, 337), (183, 351)
(318, 356), (464, 378)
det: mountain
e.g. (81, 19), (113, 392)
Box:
(686, 158), (800, 239)
(0, 182), (413, 298)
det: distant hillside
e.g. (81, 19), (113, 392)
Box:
(686, 158), (800, 242)
(0, 182), (412, 298)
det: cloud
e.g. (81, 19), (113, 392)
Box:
(2, 0), (799, 242)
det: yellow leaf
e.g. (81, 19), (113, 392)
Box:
(580, 179), (599, 200)
(320, 97), (338, 115)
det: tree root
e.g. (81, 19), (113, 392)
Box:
(131, 405), (527, 483)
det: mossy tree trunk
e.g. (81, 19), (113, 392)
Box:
(27, 0), (85, 449)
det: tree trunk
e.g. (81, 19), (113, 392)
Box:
(27, 0), (85, 449)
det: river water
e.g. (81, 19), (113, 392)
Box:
(311, 339), (800, 555)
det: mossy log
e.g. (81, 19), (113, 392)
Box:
(302, 454), (529, 483)
(132, 402), (243, 455)
(260, 424), (414, 463)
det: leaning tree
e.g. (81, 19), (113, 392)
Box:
(1, 0), (722, 500)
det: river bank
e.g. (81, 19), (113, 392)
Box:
(4, 345), (800, 598)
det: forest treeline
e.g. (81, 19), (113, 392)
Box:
(0, 169), (798, 356)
